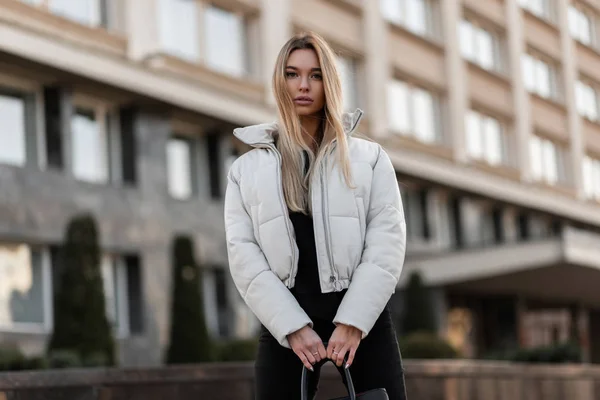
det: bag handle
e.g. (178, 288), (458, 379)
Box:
(300, 341), (356, 400)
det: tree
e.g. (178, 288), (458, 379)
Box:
(48, 213), (115, 366)
(402, 271), (437, 335)
(166, 235), (212, 363)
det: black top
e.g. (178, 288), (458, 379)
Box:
(289, 152), (345, 321)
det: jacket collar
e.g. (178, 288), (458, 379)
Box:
(233, 108), (364, 147)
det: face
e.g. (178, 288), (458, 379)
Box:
(285, 49), (326, 117)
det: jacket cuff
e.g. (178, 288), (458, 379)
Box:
(333, 262), (397, 338)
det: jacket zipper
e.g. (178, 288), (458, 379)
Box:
(264, 144), (298, 287)
(321, 113), (362, 287)
(319, 151), (337, 286)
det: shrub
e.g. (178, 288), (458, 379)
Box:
(0, 346), (48, 371)
(402, 272), (437, 335)
(47, 349), (82, 369)
(166, 235), (212, 364)
(399, 331), (459, 359)
(214, 339), (258, 362)
(47, 213), (115, 366)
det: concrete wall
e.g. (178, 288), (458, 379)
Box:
(0, 108), (231, 366)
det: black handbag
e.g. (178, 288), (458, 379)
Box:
(300, 359), (389, 400)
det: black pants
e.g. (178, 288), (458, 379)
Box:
(254, 306), (407, 399)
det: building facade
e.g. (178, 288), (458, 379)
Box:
(1, 0), (600, 366)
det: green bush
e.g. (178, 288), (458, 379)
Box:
(166, 235), (212, 364)
(0, 346), (48, 371)
(510, 342), (581, 364)
(47, 349), (82, 369)
(399, 331), (459, 359)
(48, 213), (115, 366)
(402, 272), (437, 335)
(214, 339), (258, 362)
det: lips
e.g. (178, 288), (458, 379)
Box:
(294, 96), (313, 106)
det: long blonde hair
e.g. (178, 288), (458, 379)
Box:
(273, 32), (353, 214)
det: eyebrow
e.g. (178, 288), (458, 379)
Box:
(285, 66), (322, 72)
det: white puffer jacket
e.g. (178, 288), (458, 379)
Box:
(224, 109), (406, 348)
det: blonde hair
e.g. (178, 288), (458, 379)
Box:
(273, 32), (353, 214)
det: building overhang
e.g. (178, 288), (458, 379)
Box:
(400, 227), (600, 306)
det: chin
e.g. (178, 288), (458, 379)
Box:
(294, 105), (322, 117)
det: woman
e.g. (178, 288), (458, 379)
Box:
(224, 32), (407, 399)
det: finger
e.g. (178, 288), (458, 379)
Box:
(327, 341), (336, 359)
(304, 348), (317, 366)
(336, 345), (349, 367)
(331, 347), (340, 364)
(308, 347), (320, 363)
(345, 345), (358, 369)
(317, 342), (327, 360)
(296, 351), (314, 372)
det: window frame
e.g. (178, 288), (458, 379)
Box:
(0, 245), (53, 334)
(522, 52), (559, 101)
(380, 0), (437, 39)
(21, 0), (110, 29)
(530, 134), (567, 186)
(519, 0), (555, 22)
(465, 109), (507, 167)
(387, 79), (442, 144)
(0, 72), (44, 169)
(70, 94), (113, 185)
(101, 253), (131, 339)
(576, 78), (600, 122)
(157, 0), (254, 78)
(569, 3), (597, 48)
(459, 18), (504, 73)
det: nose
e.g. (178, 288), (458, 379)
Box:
(299, 75), (309, 92)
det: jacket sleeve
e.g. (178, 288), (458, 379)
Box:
(224, 167), (313, 348)
(333, 146), (406, 337)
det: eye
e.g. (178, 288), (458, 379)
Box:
(311, 73), (323, 80)
(285, 71), (298, 78)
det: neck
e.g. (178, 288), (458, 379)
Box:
(300, 114), (322, 152)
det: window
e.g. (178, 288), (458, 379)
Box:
(167, 137), (194, 199)
(583, 156), (600, 200)
(387, 80), (439, 143)
(576, 80), (599, 121)
(102, 255), (143, 336)
(522, 53), (556, 99)
(530, 135), (565, 185)
(519, 0), (553, 21)
(460, 20), (501, 72)
(465, 110), (505, 166)
(71, 108), (109, 183)
(158, 1), (249, 77)
(0, 93), (27, 167)
(400, 185), (430, 241)
(205, 5), (247, 78)
(569, 5), (594, 46)
(462, 199), (497, 247)
(158, 0), (200, 61)
(0, 245), (52, 332)
(380, 0), (433, 36)
(337, 55), (359, 111)
(48, 0), (104, 27)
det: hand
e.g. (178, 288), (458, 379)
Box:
(327, 324), (362, 368)
(287, 325), (327, 371)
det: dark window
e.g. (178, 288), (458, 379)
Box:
(418, 189), (431, 239)
(206, 133), (222, 199)
(125, 255), (144, 335)
(517, 213), (530, 240)
(492, 207), (504, 244)
(43, 87), (64, 169)
(450, 196), (464, 249)
(119, 107), (137, 185)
